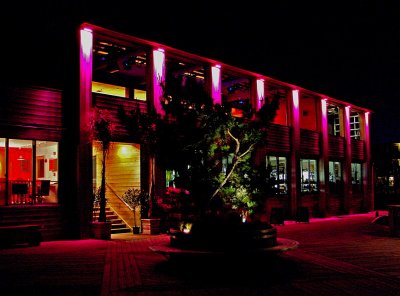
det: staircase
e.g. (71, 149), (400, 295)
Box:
(93, 206), (131, 234)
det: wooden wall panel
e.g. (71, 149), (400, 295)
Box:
(0, 86), (63, 140)
(351, 139), (365, 161)
(300, 129), (320, 156)
(328, 136), (345, 159)
(265, 124), (291, 153)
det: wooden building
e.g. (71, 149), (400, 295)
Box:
(0, 22), (373, 240)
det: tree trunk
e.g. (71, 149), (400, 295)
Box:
(98, 150), (107, 222)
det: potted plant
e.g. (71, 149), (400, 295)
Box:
(88, 107), (115, 239)
(122, 188), (146, 234)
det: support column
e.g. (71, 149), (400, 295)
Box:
(289, 89), (300, 219)
(209, 64), (221, 105)
(78, 27), (94, 239)
(362, 111), (373, 211)
(318, 98), (329, 217)
(150, 48), (165, 117)
(343, 105), (353, 214)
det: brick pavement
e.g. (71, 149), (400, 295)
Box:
(2, 211), (400, 295)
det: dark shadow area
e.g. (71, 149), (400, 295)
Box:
(152, 253), (302, 289)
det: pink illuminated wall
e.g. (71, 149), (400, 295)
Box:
(153, 49), (165, 116)
(211, 65), (221, 105)
(300, 97), (317, 130)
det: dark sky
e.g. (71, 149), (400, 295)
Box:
(2, 1), (399, 144)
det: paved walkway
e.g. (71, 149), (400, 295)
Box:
(1, 211), (400, 295)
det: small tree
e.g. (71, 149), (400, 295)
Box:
(122, 188), (149, 228)
(89, 107), (115, 222)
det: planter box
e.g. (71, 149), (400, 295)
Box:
(91, 221), (112, 240)
(141, 218), (160, 235)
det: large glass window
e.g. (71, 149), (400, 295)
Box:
(266, 156), (287, 194)
(300, 159), (318, 192)
(351, 162), (362, 193)
(1, 139), (59, 205)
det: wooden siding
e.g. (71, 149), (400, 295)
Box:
(265, 124), (291, 153)
(351, 139), (365, 160)
(0, 86), (63, 140)
(93, 142), (141, 199)
(300, 129), (320, 156)
(94, 94), (148, 140)
(328, 135), (345, 159)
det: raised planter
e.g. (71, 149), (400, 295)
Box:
(141, 218), (160, 235)
(91, 221), (112, 240)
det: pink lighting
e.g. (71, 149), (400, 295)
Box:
(321, 98), (327, 117)
(365, 111), (370, 127)
(211, 65), (221, 105)
(153, 49), (165, 116)
(292, 90), (299, 109)
(80, 29), (93, 62)
(256, 79), (265, 110)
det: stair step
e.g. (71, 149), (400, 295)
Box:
(112, 228), (131, 234)
(93, 205), (131, 235)
(112, 223), (128, 229)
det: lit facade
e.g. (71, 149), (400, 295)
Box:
(0, 23), (373, 240)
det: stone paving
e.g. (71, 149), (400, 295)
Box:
(1, 211), (400, 295)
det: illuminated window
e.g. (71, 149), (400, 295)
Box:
(92, 81), (128, 98)
(300, 159), (318, 193)
(266, 156), (287, 194)
(329, 161), (343, 194)
(351, 162), (362, 193)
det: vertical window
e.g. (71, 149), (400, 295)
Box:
(328, 104), (341, 136)
(36, 141), (59, 203)
(266, 156), (287, 194)
(300, 159), (318, 192)
(351, 162), (362, 193)
(9, 139), (32, 204)
(350, 111), (361, 140)
(329, 161), (342, 194)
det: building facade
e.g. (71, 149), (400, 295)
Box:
(0, 22), (373, 240)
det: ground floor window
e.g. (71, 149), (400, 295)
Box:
(329, 160), (343, 194)
(266, 156), (288, 194)
(351, 162), (362, 193)
(0, 138), (59, 205)
(300, 158), (318, 192)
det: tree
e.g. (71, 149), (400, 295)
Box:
(89, 107), (115, 222)
(119, 74), (280, 219)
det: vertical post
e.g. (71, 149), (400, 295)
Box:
(79, 27), (94, 238)
(318, 98), (329, 217)
(343, 105), (353, 214)
(289, 89), (300, 219)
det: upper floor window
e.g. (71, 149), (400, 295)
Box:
(350, 111), (361, 140)
(328, 104), (341, 136)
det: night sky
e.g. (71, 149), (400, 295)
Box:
(2, 1), (399, 144)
